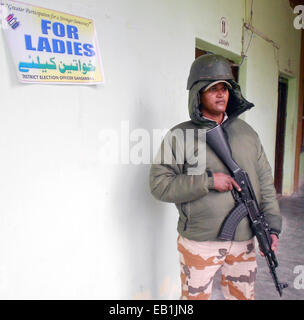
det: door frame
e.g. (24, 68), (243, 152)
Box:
(294, 30), (304, 192)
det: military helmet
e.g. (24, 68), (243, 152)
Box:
(187, 54), (234, 90)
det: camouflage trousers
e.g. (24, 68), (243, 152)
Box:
(178, 235), (257, 300)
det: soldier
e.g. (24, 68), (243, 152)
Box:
(149, 54), (282, 300)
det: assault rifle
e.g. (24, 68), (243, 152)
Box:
(206, 125), (288, 297)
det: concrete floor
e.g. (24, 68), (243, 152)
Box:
(211, 185), (304, 300)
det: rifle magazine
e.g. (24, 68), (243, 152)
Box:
(218, 202), (248, 240)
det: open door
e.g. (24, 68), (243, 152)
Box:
(274, 78), (288, 195)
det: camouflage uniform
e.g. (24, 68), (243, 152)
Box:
(178, 235), (257, 300)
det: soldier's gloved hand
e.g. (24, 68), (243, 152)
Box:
(213, 172), (242, 192)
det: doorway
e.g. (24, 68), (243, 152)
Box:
(274, 77), (288, 194)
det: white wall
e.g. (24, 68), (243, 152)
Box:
(242, 0), (301, 194)
(0, 0), (301, 299)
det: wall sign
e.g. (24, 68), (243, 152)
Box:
(220, 17), (228, 38)
(1, 0), (104, 85)
(219, 17), (229, 47)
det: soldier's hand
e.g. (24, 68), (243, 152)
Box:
(213, 172), (242, 192)
(259, 234), (279, 256)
